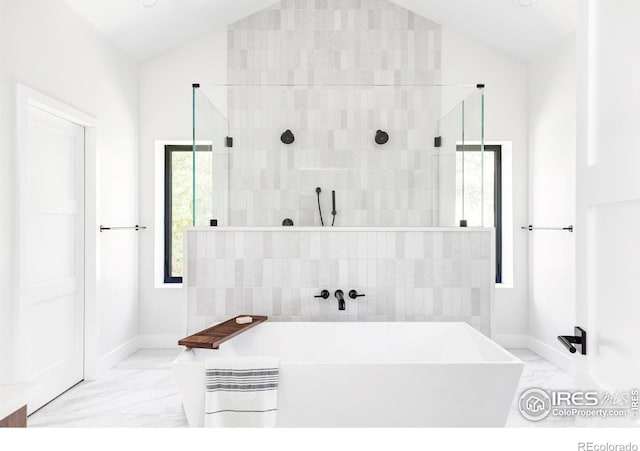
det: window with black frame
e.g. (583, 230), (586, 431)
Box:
(164, 145), (212, 283)
(456, 144), (503, 283)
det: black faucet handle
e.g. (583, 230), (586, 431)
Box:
(348, 290), (365, 299)
(314, 290), (330, 299)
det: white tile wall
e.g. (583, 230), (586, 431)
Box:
(185, 228), (494, 335)
(197, 3), (490, 337)
(225, 0), (443, 226)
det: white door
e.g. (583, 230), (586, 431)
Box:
(18, 105), (85, 414)
(576, 0), (640, 421)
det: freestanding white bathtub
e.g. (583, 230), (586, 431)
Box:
(172, 322), (523, 427)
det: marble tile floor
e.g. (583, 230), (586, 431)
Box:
(29, 348), (574, 428)
(29, 349), (188, 428)
(505, 349), (576, 427)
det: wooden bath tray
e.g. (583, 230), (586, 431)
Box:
(178, 315), (268, 349)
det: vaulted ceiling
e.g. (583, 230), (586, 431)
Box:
(65, 0), (577, 63)
(65, 0), (280, 62)
(393, 0), (577, 62)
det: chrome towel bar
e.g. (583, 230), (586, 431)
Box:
(521, 225), (573, 232)
(99, 225), (147, 232)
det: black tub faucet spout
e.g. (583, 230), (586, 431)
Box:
(334, 290), (346, 311)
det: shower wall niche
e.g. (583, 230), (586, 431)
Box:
(191, 0), (487, 228)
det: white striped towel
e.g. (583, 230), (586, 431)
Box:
(204, 357), (279, 428)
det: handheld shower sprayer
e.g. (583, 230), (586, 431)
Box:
(331, 190), (337, 227)
(316, 187), (324, 226)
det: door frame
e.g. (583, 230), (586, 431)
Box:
(15, 84), (99, 385)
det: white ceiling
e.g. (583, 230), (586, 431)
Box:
(393, 0), (577, 62)
(66, 0), (577, 63)
(65, 0), (280, 62)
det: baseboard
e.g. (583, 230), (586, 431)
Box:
(139, 334), (182, 349)
(526, 335), (576, 376)
(495, 334), (576, 376)
(96, 336), (140, 378)
(494, 334), (529, 348)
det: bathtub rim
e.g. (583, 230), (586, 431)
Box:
(172, 321), (522, 366)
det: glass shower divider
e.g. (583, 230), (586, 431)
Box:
(193, 83), (485, 229)
(434, 86), (486, 227)
(192, 84), (230, 226)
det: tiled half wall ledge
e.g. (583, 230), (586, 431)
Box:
(184, 227), (494, 336)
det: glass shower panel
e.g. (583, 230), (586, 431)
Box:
(455, 89), (488, 227)
(191, 84), (484, 229)
(434, 101), (463, 227)
(192, 86), (229, 226)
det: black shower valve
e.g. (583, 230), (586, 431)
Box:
(281, 129), (295, 145)
(375, 130), (389, 145)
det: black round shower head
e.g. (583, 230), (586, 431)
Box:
(375, 130), (389, 145)
(281, 129), (295, 145)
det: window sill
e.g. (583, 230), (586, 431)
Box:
(495, 283), (514, 289)
(157, 283), (183, 289)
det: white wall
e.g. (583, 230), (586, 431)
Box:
(0, 0), (139, 383)
(0, 0), (10, 385)
(527, 35), (576, 371)
(138, 31), (228, 346)
(441, 27), (529, 340)
(138, 24), (530, 344)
